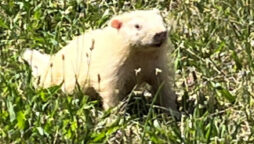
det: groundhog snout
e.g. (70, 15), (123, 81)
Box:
(152, 31), (167, 46)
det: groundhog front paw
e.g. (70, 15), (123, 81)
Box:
(102, 100), (119, 110)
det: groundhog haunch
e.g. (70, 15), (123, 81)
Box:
(22, 9), (177, 112)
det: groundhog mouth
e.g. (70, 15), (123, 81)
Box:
(137, 40), (166, 49)
(150, 41), (164, 47)
(150, 31), (168, 48)
(148, 39), (167, 48)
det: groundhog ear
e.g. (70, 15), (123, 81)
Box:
(111, 19), (122, 30)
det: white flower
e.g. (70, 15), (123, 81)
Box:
(251, 40), (254, 47)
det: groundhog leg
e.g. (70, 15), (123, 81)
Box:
(100, 92), (118, 109)
(158, 82), (177, 111)
(99, 83), (121, 110)
(148, 74), (177, 112)
(156, 81), (181, 119)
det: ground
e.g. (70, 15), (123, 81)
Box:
(0, 0), (254, 143)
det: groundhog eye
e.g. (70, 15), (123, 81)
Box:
(135, 24), (141, 30)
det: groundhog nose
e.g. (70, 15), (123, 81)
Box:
(153, 31), (167, 46)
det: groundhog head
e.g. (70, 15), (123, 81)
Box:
(109, 9), (168, 49)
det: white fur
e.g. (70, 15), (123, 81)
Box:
(23, 49), (50, 77)
(109, 9), (166, 49)
(22, 9), (177, 111)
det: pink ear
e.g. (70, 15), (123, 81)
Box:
(111, 19), (122, 30)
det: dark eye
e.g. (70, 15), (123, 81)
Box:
(135, 24), (141, 29)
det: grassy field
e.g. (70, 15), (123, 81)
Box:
(0, 0), (254, 143)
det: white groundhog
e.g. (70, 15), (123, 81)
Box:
(22, 9), (177, 112)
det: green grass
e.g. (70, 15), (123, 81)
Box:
(1, 0), (254, 143)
